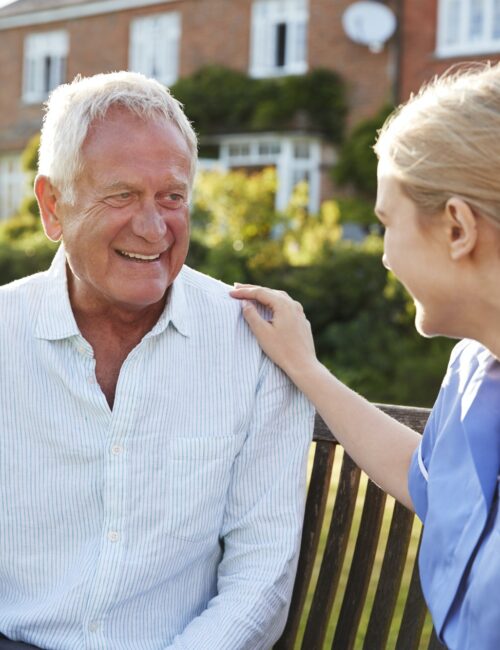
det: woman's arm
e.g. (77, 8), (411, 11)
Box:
(230, 285), (419, 509)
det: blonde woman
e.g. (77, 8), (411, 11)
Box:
(231, 63), (500, 650)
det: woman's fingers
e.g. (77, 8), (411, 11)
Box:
(230, 285), (288, 310)
(230, 283), (316, 379)
(240, 300), (272, 335)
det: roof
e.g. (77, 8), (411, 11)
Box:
(0, 0), (88, 17)
(0, 0), (176, 28)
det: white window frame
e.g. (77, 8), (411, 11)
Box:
(212, 133), (321, 213)
(129, 12), (181, 86)
(0, 154), (28, 221)
(436, 0), (500, 56)
(249, 0), (308, 78)
(23, 30), (68, 104)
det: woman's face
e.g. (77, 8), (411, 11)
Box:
(375, 161), (453, 338)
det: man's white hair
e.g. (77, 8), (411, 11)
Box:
(38, 71), (198, 203)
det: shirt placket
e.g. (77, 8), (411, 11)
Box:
(80, 342), (143, 649)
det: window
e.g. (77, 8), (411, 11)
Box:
(23, 30), (68, 103)
(216, 134), (320, 212)
(129, 13), (181, 86)
(250, 0), (308, 77)
(0, 155), (27, 221)
(437, 0), (500, 55)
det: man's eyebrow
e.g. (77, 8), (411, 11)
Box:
(102, 179), (189, 192)
(102, 181), (135, 193)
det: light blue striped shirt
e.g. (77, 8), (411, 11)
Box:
(0, 246), (314, 650)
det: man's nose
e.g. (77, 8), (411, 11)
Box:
(382, 253), (391, 271)
(132, 203), (167, 242)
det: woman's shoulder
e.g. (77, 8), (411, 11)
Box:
(446, 339), (493, 382)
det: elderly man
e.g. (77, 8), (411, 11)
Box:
(0, 72), (313, 650)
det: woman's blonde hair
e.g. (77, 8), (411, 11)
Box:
(374, 62), (500, 225)
(38, 71), (198, 204)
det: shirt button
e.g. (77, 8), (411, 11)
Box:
(111, 445), (123, 456)
(88, 621), (100, 632)
(107, 531), (119, 542)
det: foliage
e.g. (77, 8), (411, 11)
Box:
(0, 211), (57, 285)
(335, 196), (379, 231)
(187, 169), (453, 406)
(172, 66), (347, 143)
(2, 154), (452, 406)
(0, 132), (57, 284)
(21, 133), (40, 175)
(334, 104), (394, 198)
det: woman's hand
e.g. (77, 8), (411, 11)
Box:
(230, 284), (318, 381)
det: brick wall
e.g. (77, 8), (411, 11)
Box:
(309, 0), (396, 125)
(399, 0), (500, 100)
(0, 0), (395, 158)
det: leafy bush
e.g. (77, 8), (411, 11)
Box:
(172, 66), (347, 143)
(187, 170), (453, 406)
(334, 104), (393, 198)
(2, 147), (452, 406)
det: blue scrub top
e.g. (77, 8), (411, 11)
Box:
(408, 339), (500, 650)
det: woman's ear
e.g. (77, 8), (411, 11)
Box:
(34, 175), (63, 242)
(444, 197), (478, 261)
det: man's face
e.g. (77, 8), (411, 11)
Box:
(49, 106), (192, 316)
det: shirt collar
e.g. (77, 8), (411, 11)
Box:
(35, 245), (191, 341)
(143, 267), (191, 340)
(35, 244), (81, 340)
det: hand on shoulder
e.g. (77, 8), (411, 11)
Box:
(230, 284), (317, 380)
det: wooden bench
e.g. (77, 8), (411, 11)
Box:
(275, 404), (445, 650)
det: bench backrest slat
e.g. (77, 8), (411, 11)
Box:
(274, 404), (445, 650)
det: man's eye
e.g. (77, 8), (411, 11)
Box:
(159, 193), (185, 207)
(105, 192), (134, 206)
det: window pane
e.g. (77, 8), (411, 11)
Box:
(23, 31), (68, 101)
(129, 13), (180, 84)
(276, 23), (287, 66)
(294, 141), (310, 158)
(290, 20), (307, 65)
(445, 0), (461, 44)
(494, 0), (500, 38)
(469, 0), (484, 39)
(0, 156), (26, 220)
(228, 144), (250, 158)
(258, 142), (281, 156)
(250, 0), (308, 75)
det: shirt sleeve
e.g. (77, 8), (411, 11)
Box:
(407, 340), (467, 522)
(166, 356), (314, 650)
(408, 409), (435, 522)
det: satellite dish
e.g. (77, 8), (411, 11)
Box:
(342, 1), (397, 53)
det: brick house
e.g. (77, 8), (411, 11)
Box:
(399, 0), (500, 101)
(0, 0), (397, 220)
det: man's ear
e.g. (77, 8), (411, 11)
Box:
(34, 175), (63, 242)
(444, 197), (478, 261)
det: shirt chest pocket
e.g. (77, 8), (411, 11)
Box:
(159, 434), (244, 543)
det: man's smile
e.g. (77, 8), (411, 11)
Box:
(117, 249), (163, 262)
